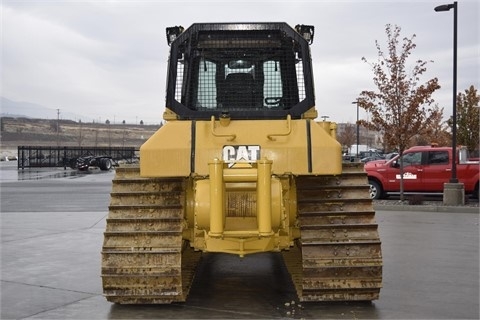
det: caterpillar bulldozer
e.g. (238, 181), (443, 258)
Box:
(101, 22), (382, 304)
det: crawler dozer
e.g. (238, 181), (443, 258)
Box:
(101, 22), (382, 303)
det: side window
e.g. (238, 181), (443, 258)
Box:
(401, 152), (422, 166)
(197, 59), (217, 109)
(428, 151), (449, 165)
(263, 61), (283, 107)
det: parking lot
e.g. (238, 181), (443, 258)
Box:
(1, 161), (478, 319)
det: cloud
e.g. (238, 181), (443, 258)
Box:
(2, 3), (166, 123)
(1, 0), (479, 124)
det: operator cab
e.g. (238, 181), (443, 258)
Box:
(165, 23), (315, 120)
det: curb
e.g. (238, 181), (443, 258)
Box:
(374, 205), (479, 214)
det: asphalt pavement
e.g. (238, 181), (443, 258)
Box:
(1, 161), (478, 319)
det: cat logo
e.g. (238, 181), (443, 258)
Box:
(222, 145), (260, 166)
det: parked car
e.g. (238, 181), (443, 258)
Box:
(359, 150), (384, 159)
(364, 145), (479, 199)
(384, 152), (399, 160)
(361, 155), (385, 163)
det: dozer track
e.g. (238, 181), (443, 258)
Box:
(101, 165), (201, 304)
(283, 162), (382, 301)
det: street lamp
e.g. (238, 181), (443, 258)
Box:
(435, 1), (458, 183)
(351, 101), (359, 159)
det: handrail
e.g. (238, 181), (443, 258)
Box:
(267, 114), (292, 140)
(210, 116), (236, 141)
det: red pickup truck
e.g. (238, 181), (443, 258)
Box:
(364, 145), (479, 199)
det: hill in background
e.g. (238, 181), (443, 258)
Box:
(0, 117), (160, 158)
(0, 97), (93, 122)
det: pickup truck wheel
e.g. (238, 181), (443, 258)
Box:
(369, 180), (383, 200)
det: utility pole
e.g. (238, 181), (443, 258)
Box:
(351, 101), (360, 159)
(56, 109), (60, 146)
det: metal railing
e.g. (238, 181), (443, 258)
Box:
(17, 146), (137, 169)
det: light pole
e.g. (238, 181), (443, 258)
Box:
(352, 101), (359, 159)
(435, 1), (458, 183)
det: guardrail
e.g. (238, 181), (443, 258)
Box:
(17, 146), (137, 169)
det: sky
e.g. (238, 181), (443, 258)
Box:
(1, 0), (479, 125)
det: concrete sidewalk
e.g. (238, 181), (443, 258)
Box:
(1, 211), (107, 319)
(375, 203), (479, 213)
(2, 208), (478, 319)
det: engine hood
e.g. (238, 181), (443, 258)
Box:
(364, 159), (388, 168)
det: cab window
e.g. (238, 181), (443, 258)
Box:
(197, 60), (217, 109)
(263, 61), (283, 108)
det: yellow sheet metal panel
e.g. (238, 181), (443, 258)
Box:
(140, 118), (341, 177)
(310, 121), (343, 175)
(139, 121), (191, 177)
(195, 118), (341, 176)
(195, 119), (309, 175)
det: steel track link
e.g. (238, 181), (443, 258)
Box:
(283, 163), (383, 301)
(101, 165), (201, 304)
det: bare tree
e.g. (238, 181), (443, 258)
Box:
(337, 123), (356, 152)
(356, 24), (441, 200)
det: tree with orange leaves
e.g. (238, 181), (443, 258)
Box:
(356, 24), (441, 200)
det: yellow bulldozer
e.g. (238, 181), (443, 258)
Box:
(101, 22), (382, 304)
